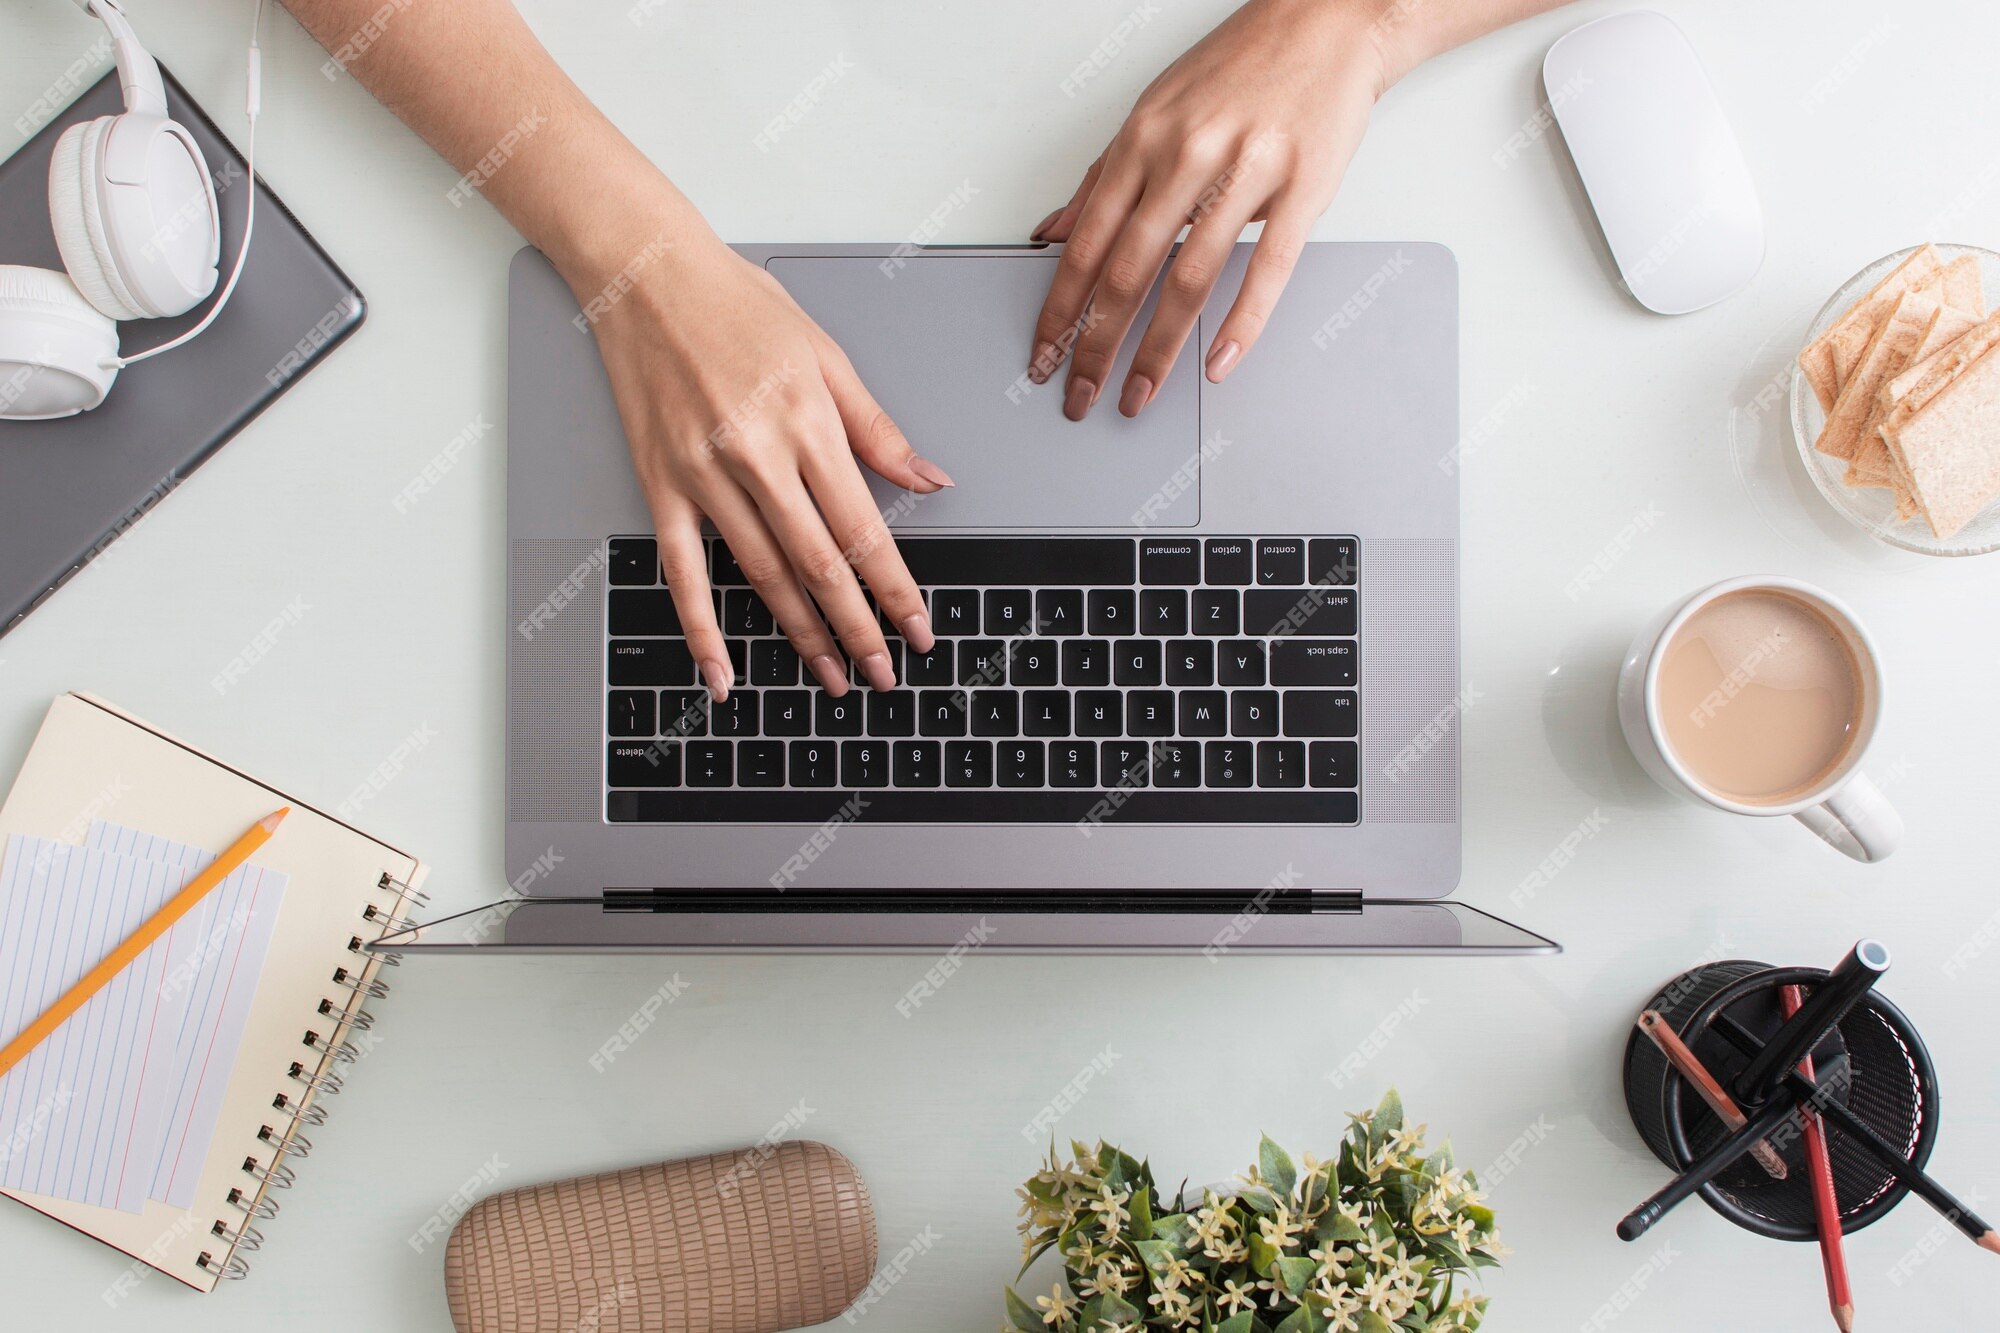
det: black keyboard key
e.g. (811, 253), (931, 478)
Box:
(609, 690), (655, 737)
(1230, 690), (1280, 737)
(1075, 691), (1123, 737)
(1270, 639), (1357, 686)
(1205, 741), (1254, 788)
(1310, 741), (1359, 787)
(847, 641), (899, 689)
(723, 589), (774, 637)
(611, 788), (1358, 824)
(1153, 741), (1201, 787)
(711, 691), (759, 737)
(1166, 640), (1214, 686)
(1309, 538), (1359, 586)
(997, 741), (1045, 787)
(867, 690), (916, 737)
(958, 639), (1007, 686)
(1218, 640), (1266, 685)
(1283, 691), (1360, 737)
(1022, 691), (1070, 737)
(905, 641), (955, 686)
(789, 740), (839, 787)
(945, 740), (994, 787)
(932, 589), (981, 635)
(609, 589), (680, 635)
(1178, 690), (1228, 736)
(896, 537), (1135, 586)
(608, 538), (658, 586)
(738, 741), (785, 786)
(1243, 587), (1357, 637)
(1010, 640), (1059, 686)
(709, 542), (746, 586)
(610, 639), (695, 686)
(1061, 640), (1109, 686)
(1139, 538), (1201, 585)
(1256, 538), (1305, 586)
(816, 692), (864, 736)
(608, 741), (679, 787)
(685, 741), (733, 787)
(1141, 589), (1187, 635)
(970, 690), (1019, 737)
(1190, 589), (1239, 636)
(1049, 742), (1097, 788)
(918, 690), (968, 737)
(724, 638), (748, 685)
(841, 741), (890, 787)
(1088, 589), (1136, 636)
(893, 741), (942, 787)
(763, 691), (813, 736)
(1258, 740), (1306, 788)
(1113, 639), (1162, 686)
(1036, 589), (1084, 636)
(1100, 741), (1153, 787)
(1204, 539), (1254, 586)
(1127, 691), (1174, 736)
(658, 690), (712, 739)
(983, 590), (1033, 635)
(750, 639), (800, 686)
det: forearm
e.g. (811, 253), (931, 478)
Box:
(1360, 0), (1580, 86)
(281, 0), (709, 283)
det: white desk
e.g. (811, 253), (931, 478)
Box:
(3, 2), (1997, 1328)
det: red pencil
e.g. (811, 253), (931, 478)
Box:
(1783, 983), (1854, 1333)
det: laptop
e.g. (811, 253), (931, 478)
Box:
(0, 70), (364, 639)
(382, 241), (1556, 954)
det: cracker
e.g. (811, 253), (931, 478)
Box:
(1817, 291), (1937, 462)
(1850, 305), (1979, 488)
(1941, 253), (1988, 317)
(1885, 309), (2000, 420)
(1889, 344), (2000, 539)
(1799, 245), (1940, 410)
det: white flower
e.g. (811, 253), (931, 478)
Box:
(1217, 1278), (1259, 1317)
(1034, 1282), (1078, 1328)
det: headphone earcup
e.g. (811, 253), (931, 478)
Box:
(0, 264), (122, 419)
(49, 117), (151, 323)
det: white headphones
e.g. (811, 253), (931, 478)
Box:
(0, 0), (263, 420)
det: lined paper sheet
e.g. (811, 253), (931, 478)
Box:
(85, 823), (287, 1210)
(0, 836), (199, 1213)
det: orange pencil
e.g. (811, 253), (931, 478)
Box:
(1638, 1010), (1789, 1181)
(1783, 983), (1855, 1333)
(0, 808), (288, 1081)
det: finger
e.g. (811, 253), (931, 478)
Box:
(1028, 158), (1141, 385)
(797, 441), (933, 656)
(695, 477), (854, 697)
(734, 459), (900, 692)
(1062, 183), (1196, 420)
(819, 344), (955, 495)
(653, 501), (734, 701)
(1032, 154), (1104, 242)
(1121, 188), (1267, 412)
(1203, 196), (1315, 383)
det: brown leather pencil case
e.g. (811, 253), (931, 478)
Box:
(443, 1141), (876, 1333)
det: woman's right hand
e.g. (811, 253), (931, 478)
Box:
(564, 219), (952, 702)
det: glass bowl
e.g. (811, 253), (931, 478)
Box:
(1789, 243), (2000, 557)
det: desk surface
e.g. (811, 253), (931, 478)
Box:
(4, 2), (1998, 1328)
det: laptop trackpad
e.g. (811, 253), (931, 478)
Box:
(769, 255), (1198, 528)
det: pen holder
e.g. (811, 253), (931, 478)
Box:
(1622, 958), (1939, 1240)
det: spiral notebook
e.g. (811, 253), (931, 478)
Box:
(0, 693), (426, 1290)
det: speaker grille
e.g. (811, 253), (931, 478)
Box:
(1362, 538), (1459, 823)
(508, 540), (607, 823)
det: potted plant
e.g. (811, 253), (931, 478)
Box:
(1004, 1090), (1501, 1333)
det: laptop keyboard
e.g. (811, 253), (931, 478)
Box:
(602, 535), (1360, 825)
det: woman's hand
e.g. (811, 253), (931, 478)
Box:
(1028, 0), (1401, 419)
(569, 213), (951, 700)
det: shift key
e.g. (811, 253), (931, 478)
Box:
(1270, 639), (1356, 686)
(1244, 587), (1356, 637)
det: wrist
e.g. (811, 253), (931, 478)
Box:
(1322, 0), (1441, 94)
(530, 153), (721, 301)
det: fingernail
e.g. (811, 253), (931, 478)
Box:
(701, 658), (732, 701)
(1064, 377), (1098, 422)
(1030, 208), (1063, 241)
(1205, 339), (1241, 383)
(859, 652), (897, 693)
(898, 612), (935, 653)
(1119, 374), (1153, 417)
(808, 654), (848, 695)
(1028, 342), (1058, 384)
(909, 456), (956, 491)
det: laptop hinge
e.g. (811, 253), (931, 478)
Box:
(600, 887), (1364, 915)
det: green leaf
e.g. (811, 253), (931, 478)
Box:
(1249, 1232), (1279, 1276)
(1274, 1255), (1318, 1298)
(1133, 1239), (1176, 1274)
(1003, 1286), (1046, 1333)
(1217, 1316), (1259, 1333)
(1374, 1088), (1405, 1138)
(1129, 1184), (1154, 1240)
(1463, 1204), (1494, 1230)
(1098, 1289), (1143, 1326)
(1260, 1135), (1299, 1197)
(1239, 1184), (1279, 1217)
(1015, 1235), (1057, 1280)
(1330, 1211), (1366, 1242)
(1152, 1213), (1197, 1254)
(1357, 1313), (1397, 1333)
(1274, 1307), (1326, 1333)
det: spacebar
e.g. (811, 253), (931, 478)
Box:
(609, 790), (1358, 824)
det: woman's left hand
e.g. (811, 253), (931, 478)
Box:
(1027, 0), (1401, 419)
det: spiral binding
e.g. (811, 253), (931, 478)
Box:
(210, 861), (415, 1282)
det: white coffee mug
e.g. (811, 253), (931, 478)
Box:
(1616, 576), (1902, 862)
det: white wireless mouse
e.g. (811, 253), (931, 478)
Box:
(1543, 10), (1763, 315)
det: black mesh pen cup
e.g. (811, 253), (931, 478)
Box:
(1622, 959), (1940, 1241)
